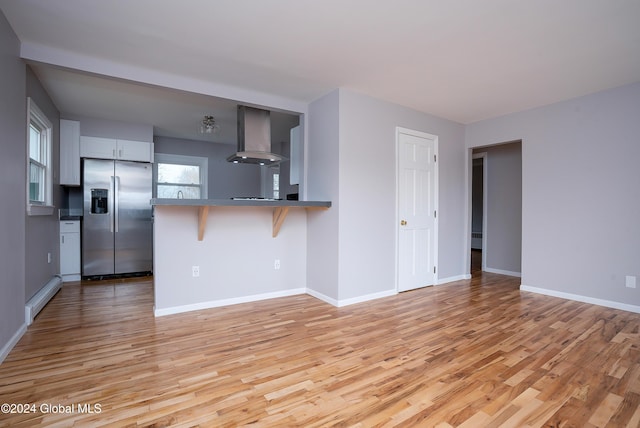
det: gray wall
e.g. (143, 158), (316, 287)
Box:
(306, 90), (340, 301)
(0, 10), (27, 359)
(69, 114), (153, 142)
(307, 89), (467, 303)
(25, 66), (61, 301)
(466, 82), (640, 307)
(153, 136), (261, 199)
(474, 142), (522, 274)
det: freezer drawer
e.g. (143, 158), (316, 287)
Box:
(60, 220), (80, 233)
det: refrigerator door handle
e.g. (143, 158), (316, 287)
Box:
(109, 176), (115, 233)
(114, 176), (120, 233)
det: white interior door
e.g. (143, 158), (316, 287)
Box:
(397, 128), (438, 292)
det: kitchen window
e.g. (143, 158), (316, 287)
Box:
(27, 98), (54, 215)
(154, 153), (208, 199)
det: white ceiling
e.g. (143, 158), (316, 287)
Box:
(2, 0), (639, 141)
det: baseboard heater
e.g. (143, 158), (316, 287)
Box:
(25, 274), (62, 326)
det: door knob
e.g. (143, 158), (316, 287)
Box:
(400, 220), (407, 226)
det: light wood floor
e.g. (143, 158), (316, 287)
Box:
(1, 273), (639, 427)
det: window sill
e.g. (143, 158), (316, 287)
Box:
(28, 204), (55, 216)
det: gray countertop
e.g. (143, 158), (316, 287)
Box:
(150, 198), (331, 208)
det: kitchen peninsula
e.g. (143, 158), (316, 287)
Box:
(151, 198), (331, 316)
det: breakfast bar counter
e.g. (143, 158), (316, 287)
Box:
(151, 198), (331, 240)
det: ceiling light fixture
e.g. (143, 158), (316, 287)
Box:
(200, 115), (219, 134)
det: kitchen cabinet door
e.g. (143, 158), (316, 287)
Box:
(60, 221), (81, 281)
(116, 139), (154, 162)
(80, 136), (117, 159)
(290, 125), (301, 185)
(80, 136), (154, 162)
(60, 119), (81, 185)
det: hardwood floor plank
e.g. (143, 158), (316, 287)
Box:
(1, 272), (639, 427)
(588, 392), (624, 427)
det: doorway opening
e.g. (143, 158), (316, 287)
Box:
(471, 153), (486, 275)
(469, 141), (522, 278)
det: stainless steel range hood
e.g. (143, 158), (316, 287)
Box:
(227, 105), (285, 166)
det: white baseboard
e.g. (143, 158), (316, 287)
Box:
(154, 288), (306, 317)
(436, 274), (471, 285)
(295, 288), (398, 308)
(520, 284), (640, 314)
(484, 267), (522, 277)
(336, 289), (397, 307)
(305, 288), (339, 307)
(0, 323), (27, 365)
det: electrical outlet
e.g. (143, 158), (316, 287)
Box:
(192, 266), (200, 277)
(47, 252), (52, 264)
(626, 275), (636, 289)
(274, 259), (281, 270)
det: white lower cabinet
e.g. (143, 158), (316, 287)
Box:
(60, 220), (81, 282)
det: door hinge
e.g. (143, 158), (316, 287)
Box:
(434, 154), (437, 162)
(434, 266), (436, 274)
(434, 210), (437, 218)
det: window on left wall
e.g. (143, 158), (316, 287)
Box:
(27, 98), (54, 215)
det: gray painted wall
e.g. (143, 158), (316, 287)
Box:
(307, 89), (467, 303)
(0, 10), (27, 359)
(466, 82), (640, 306)
(306, 90), (340, 300)
(70, 114), (153, 142)
(25, 66), (61, 301)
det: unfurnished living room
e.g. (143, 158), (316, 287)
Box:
(1, 1), (639, 427)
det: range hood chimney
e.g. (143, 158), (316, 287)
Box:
(227, 105), (285, 166)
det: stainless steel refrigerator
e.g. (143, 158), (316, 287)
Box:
(82, 158), (153, 277)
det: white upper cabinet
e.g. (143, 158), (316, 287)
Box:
(116, 139), (154, 162)
(60, 119), (81, 185)
(80, 136), (115, 159)
(290, 125), (301, 185)
(80, 136), (154, 162)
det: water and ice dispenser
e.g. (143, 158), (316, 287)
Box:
(90, 189), (109, 214)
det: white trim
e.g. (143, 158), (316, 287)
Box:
(337, 289), (397, 307)
(157, 287), (401, 315)
(306, 288), (397, 307)
(520, 285), (640, 314)
(27, 204), (55, 216)
(395, 127), (439, 292)
(437, 274), (472, 285)
(154, 288), (306, 317)
(26, 97), (54, 215)
(305, 288), (339, 307)
(484, 267), (522, 277)
(0, 323), (27, 365)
